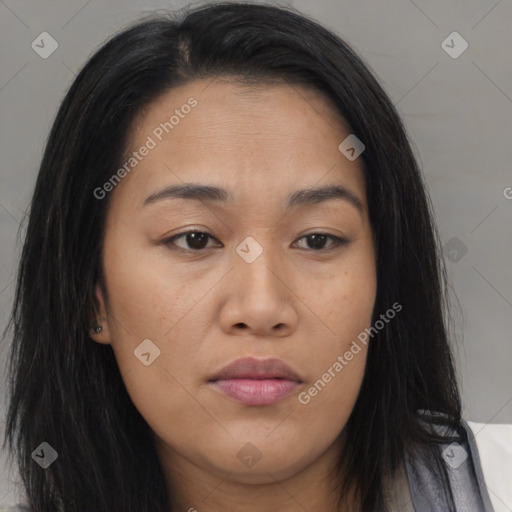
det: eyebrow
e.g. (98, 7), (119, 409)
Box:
(143, 183), (364, 213)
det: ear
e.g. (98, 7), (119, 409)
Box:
(89, 283), (112, 345)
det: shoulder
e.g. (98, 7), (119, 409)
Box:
(0, 506), (31, 512)
(464, 420), (512, 512)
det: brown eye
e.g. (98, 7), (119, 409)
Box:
(165, 231), (221, 251)
(293, 233), (348, 251)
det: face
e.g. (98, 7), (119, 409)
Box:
(91, 77), (377, 490)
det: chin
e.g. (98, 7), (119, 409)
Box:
(227, 457), (310, 485)
(203, 436), (319, 483)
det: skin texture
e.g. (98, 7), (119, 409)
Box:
(90, 77), (377, 512)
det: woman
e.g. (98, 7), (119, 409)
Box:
(2, 2), (511, 511)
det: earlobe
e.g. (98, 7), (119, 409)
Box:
(89, 323), (109, 344)
(89, 283), (112, 345)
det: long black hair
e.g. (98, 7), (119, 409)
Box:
(2, 2), (461, 511)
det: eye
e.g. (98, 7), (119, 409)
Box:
(293, 233), (349, 252)
(164, 230), (221, 252)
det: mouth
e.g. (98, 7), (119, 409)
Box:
(207, 357), (303, 406)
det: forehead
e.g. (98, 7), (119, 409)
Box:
(114, 77), (367, 210)
(133, 76), (349, 135)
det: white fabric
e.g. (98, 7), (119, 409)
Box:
(466, 421), (512, 512)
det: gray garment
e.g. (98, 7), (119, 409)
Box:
(384, 459), (416, 512)
(385, 411), (495, 512)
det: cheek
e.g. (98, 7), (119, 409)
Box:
(99, 242), (193, 396)
(299, 346), (368, 413)
(295, 285), (373, 442)
(305, 245), (376, 351)
(99, 233), (218, 413)
(101, 265), (205, 445)
(295, 243), (376, 421)
(102, 238), (195, 336)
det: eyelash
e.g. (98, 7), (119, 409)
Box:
(163, 230), (349, 253)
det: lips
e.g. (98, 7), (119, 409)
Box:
(209, 357), (303, 382)
(208, 357), (303, 406)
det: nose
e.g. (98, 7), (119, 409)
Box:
(218, 245), (298, 338)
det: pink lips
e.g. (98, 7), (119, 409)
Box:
(208, 357), (302, 406)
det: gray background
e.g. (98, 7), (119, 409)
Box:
(0, 0), (511, 505)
